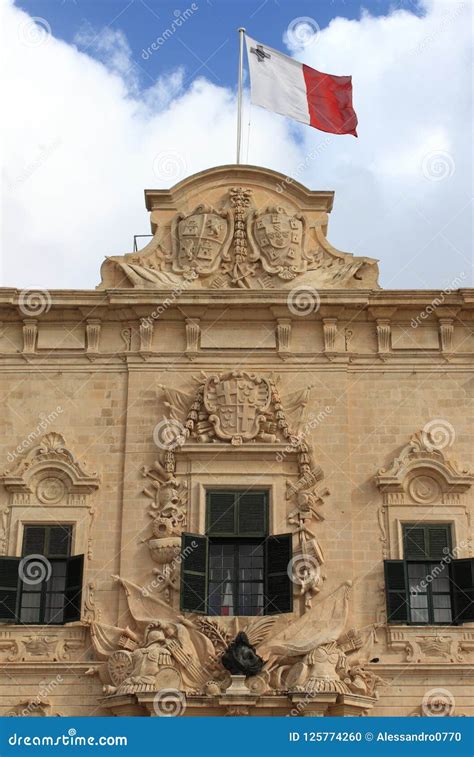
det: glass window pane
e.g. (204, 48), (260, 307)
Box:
(20, 606), (41, 623)
(432, 594), (452, 609)
(409, 593), (428, 608)
(411, 608), (429, 623)
(408, 563), (428, 578)
(434, 608), (452, 623)
(20, 593), (41, 609)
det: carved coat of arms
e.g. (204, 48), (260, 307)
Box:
(203, 371), (271, 443)
(247, 206), (307, 280)
(171, 204), (233, 277)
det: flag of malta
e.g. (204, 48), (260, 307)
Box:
(245, 35), (358, 137)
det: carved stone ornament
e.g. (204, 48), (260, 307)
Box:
(98, 166), (380, 291)
(1, 432), (100, 505)
(247, 205), (307, 280)
(203, 371), (272, 444)
(170, 204), (234, 277)
(376, 430), (473, 504)
(221, 632), (265, 676)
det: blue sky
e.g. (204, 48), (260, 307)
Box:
(3, 0), (472, 290)
(15, 0), (424, 94)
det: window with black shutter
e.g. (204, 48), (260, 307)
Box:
(384, 523), (473, 626)
(0, 525), (83, 625)
(180, 490), (293, 616)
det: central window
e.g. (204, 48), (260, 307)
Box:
(180, 489), (293, 616)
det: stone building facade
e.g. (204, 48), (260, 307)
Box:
(0, 165), (473, 717)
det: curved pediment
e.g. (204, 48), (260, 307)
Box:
(98, 164), (379, 291)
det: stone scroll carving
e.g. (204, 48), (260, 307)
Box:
(99, 167), (379, 291)
(92, 577), (384, 712)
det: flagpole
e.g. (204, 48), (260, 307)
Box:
(236, 27), (245, 164)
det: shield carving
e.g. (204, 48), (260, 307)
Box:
(247, 206), (307, 280)
(204, 372), (272, 443)
(171, 204), (233, 277)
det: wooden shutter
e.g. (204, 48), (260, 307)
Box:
(403, 526), (426, 559)
(264, 533), (293, 615)
(450, 558), (474, 624)
(237, 492), (267, 536)
(0, 557), (21, 622)
(63, 555), (84, 623)
(206, 492), (236, 536)
(22, 526), (46, 556)
(180, 533), (208, 614)
(384, 560), (409, 624)
(427, 526), (450, 560)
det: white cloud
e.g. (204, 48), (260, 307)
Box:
(1, 0), (472, 290)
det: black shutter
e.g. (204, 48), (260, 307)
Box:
(180, 533), (208, 614)
(427, 526), (450, 560)
(384, 560), (408, 624)
(48, 526), (72, 557)
(238, 492), (267, 536)
(264, 533), (293, 615)
(22, 527), (46, 556)
(451, 558), (474, 624)
(0, 557), (21, 622)
(207, 492), (236, 536)
(63, 555), (84, 623)
(403, 526), (426, 559)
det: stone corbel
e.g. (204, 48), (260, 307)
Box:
(86, 318), (101, 358)
(185, 318), (201, 360)
(22, 319), (37, 355)
(368, 307), (397, 359)
(276, 318), (291, 359)
(436, 308), (459, 356)
(322, 317), (338, 354)
(139, 317), (153, 354)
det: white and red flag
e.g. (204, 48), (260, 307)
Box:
(245, 35), (358, 137)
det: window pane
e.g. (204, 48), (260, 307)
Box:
(434, 608), (452, 623)
(409, 593), (428, 608)
(408, 563), (428, 578)
(411, 608), (429, 623)
(20, 606), (41, 623)
(20, 593), (41, 608)
(432, 594), (451, 609)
